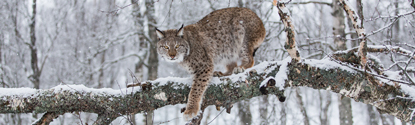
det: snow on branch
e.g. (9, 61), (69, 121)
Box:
(1, 57), (415, 124)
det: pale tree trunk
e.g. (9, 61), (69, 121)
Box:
(238, 99), (252, 125)
(332, 0), (346, 50)
(280, 104), (287, 125)
(142, 0), (158, 124)
(367, 105), (379, 125)
(296, 88), (310, 125)
(130, 0), (142, 124)
(333, 0), (353, 124)
(29, 0), (40, 89)
(347, 18), (358, 47)
(0, 30), (4, 88)
(29, 0), (40, 120)
(392, 0), (399, 43)
(98, 51), (106, 88)
(130, 0), (159, 124)
(10, 1), (24, 123)
(319, 90), (331, 125)
(339, 96), (353, 125)
(259, 95), (269, 125)
(381, 114), (395, 125)
(143, 10), (157, 125)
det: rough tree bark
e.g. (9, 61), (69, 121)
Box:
(1, 55), (414, 124)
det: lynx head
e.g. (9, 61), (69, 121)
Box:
(155, 25), (189, 63)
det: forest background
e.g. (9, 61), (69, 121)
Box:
(0, 0), (414, 125)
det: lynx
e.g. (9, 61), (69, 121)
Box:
(155, 7), (265, 120)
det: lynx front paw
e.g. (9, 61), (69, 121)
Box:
(233, 67), (245, 74)
(183, 107), (200, 121)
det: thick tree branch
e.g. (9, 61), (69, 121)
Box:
(1, 57), (414, 124)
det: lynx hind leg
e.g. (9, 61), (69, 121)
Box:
(213, 62), (237, 77)
(241, 33), (264, 69)
(240, 46), (256, 70)
(184, 66), (213, 120)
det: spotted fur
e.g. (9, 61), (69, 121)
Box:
(155, 7), (265, 120)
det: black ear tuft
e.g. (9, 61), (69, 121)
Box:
(155, 27), (165, 40)
(177, 24), (184, 38)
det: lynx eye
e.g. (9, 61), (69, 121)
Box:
(175, 45), (180, 48)
(164, 46), (169, 49)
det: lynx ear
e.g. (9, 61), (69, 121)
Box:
(155, 27), (164, 40)
(177, 24), (184, 38)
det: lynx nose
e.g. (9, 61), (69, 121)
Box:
(169, 54), (175, 59)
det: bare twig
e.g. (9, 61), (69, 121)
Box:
(101, 1), (137, 15)
(207, 108), (225, 125)
(291, 1), (332, 7)
(331, 57), (413, 85)
(344, 45), (415, 60)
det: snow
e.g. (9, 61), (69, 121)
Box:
(0, 84), (143, 98)
(0, 87), (37, 98)
(260, 77), (275, 87)
(381, 70), (415, 101)
(152, 76), (192, 87)
(303, 58), (356, 73)
(270, 57), (291, 89)
(51, 84), (133, 95)
(281, 6), (289, 14)
(396, 84), (415, 101)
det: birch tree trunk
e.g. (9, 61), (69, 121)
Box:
(333, 1), (353, 124)
(259, 95), (269, 125)
(29, 0), (40, 89)
(143, 0), (158, 124)
(238, 99), (252, 125)
(296, 88), (310, 125)
(319, 90), (331, 125)
(368, 105), (379, 125)
(380, 114), (395, 125)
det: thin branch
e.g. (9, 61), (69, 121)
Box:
(339, 0), (367, 68)
(275, 1), (301, 61)
(344, 45), (415, 60)
(366, 10), (415, 22)
(291, 1), (332, 7)
(94, 52), (146, 73)
(100, 1), (137, 15)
